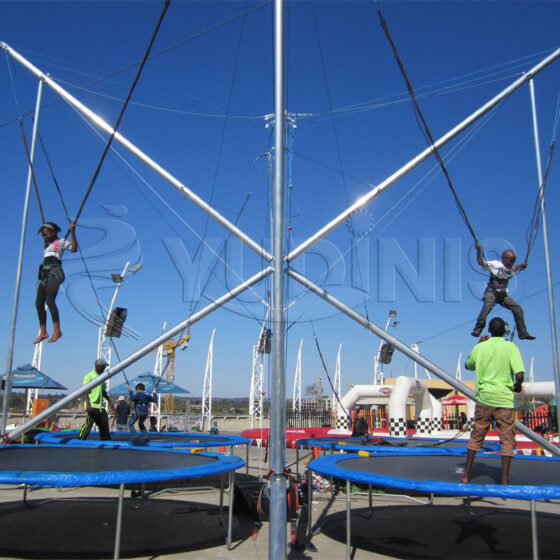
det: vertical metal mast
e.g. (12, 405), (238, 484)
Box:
(249, 345), (264, 429)
(333, 343), (342, 422)
(2, 79), (44, 434)
(269, 0), (287, 557)
(292, 339), (303, 413)
(202, 328), (216, 431)
(528, 79), (560, 437)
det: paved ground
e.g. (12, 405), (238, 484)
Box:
(0, 444), (558, 559)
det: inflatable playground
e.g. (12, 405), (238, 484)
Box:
(242, 376), (558, 455)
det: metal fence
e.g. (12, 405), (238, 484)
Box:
(518, 409), (558, 432)
(285, 409), (558, 432)
(286, 410), (332, 428)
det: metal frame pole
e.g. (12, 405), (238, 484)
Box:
(227, 470), (235, 550)
(0, 42), (271, 263)
(113, 483), (125, 560)
(306, 465), (313, 538)
(98, 261), (131, 391)
(7, 266), (273, 441)
(269, 0), (287, 557)
(528, 79), (560, 439)
(286, 48), (560, 263)
(2, 78), (45, 434)
(530, 500), (539, 560)
(346, 479), (352, 560)
(287, 267), (560, 456)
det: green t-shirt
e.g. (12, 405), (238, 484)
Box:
(83, 369), (104, 409)
(465, 337), (525, 408)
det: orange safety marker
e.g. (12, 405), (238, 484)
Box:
(312, 447), (320, 459)
(219, 445), (227, 453)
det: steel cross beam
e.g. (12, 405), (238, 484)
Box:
(286, 47), (560, 263)
(0, 42), (272, 263)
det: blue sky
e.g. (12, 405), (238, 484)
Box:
(1, 1), (559, 399)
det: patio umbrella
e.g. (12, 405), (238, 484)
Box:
(5, 364), (67, 391)
(108, 372), (190, 395)
(440, 394), (469, 406)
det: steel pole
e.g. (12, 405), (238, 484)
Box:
(2, 79), (44, 434)
(0, 42), (272, 263)
(528, 79), (560, 442)
(269, 0), (287, 558)
(6, 267), (273, 441)
(287, 268), (560, 456)
(286, 48), (560, 263)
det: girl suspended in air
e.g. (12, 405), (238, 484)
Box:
(34, 222), (78, 344)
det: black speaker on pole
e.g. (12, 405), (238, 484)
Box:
(379, 342), (395, 364)
(105, 307), (128, 338)
(257, 328), (272, 354)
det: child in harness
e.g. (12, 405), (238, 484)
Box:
(471, 243), (535, 340)
(34, 222), (78, 344)
(128, 383), (158, 440)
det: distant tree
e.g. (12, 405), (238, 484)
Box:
(305, 382), (322, 401)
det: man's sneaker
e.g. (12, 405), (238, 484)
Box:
(471, 330), (482, 337)
(518, 333), (536, 340)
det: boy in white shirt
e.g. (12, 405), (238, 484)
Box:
(471, 243), (534, 340)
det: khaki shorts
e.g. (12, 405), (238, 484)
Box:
(468, 402), (516, 457)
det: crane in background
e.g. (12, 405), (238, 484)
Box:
(152, 326), (190, 413)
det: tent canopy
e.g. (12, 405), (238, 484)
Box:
(440, 394), (469, 406)
(4, 364), (67, 390)
(108, 373), (190, 395)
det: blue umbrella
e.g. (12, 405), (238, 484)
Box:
(108, 372), (190, 395)
(5, 364), (67, 390)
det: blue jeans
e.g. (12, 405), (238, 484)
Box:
(473, 289), (529, 335)
(128, 410), (148, 438)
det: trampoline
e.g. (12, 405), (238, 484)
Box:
(35, 431), (251, 477)
(308, 450), (560, 559)
(35, 430), (249, 449)
(0, 444), (245, 559)
(293, 436), (499, 475)
(301, 435), (500, 452)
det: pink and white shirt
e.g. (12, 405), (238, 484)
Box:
(43, 238), (72, 261)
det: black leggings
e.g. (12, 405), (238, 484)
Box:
(36, 274), (62, 325)
(79, 408), (111, 441)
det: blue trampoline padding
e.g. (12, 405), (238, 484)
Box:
(308, 451), (560, 500)
(35, 431), (249, 448)
(0, 445), (245, 487)
(302, 436), (499, 453)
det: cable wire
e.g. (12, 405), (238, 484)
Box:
(376, 2), (483, 251)
(69, 0), (170, 234)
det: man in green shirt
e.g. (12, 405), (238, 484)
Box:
(79, 358), (114, 440)
(461, 317), (525, 485)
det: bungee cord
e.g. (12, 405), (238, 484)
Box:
(68, 0), (170, 235)
(375, 2), (483, 253)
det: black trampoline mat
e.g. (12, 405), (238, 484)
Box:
(47, 431), (236, 444)
(318, 437), (473, 448)
(0, 446), (217, 473)
(340, 455), (560, 486)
